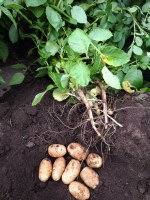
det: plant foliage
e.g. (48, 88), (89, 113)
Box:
(0, 0), (149, 101)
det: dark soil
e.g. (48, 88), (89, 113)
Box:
(0, 48), (150, 199)
(0, 78), (150, 200)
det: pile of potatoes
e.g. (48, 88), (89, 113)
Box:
(38, 143), (103, 200)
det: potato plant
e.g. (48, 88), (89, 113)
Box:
(0, 0), (150, 141)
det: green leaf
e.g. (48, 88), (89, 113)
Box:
(0, 6), (17, 28)
(113, 31), (123, 43)
(4, 2), (24, 10)
(68, 28), (90, 54)
(9, 72), (25, 85)
(139, 87), (150, 93)
(46, 6), (62, 32)
(71, 6), (87, 24)
(132, 45), (143, 56)
(53, 88), (69, 101)
(0, 75), (5, 84)
(141, 56), (150, 65)
(128, 6), (137, 13)
(116, 70), (125, 83)
(101, 46), (130, 67)
(39, 47), (51, 59)
(0, 40), (9, 63)
(123, 67), (143, 89)
(30, 6), (45, 18)
(25, 0), (47, 7)
(32, 84), (54, 106)
(118, 36), (125, 49)
(108, 12), (116, 23)
(11, 63), (26, 69)
(9, 24), (19, 44)
(139, 55), (150, 70)
(90, 55), (103, 75)
(135, 37), (143, 47)
(70, 61), (90, 87)
(48, 72), (63, 89)
(97, 0), (105, 3)
(35, 67), (48, 78)
(89, 28), (112, 42)
(63, 61), (75, 73)
(142, 2), (150, 13)
(102, 66), (121, 89)
(79, 3), (92, 11)
(45, 41), (59, 56)
(0, 0), (4, 6)
(61, 74), (69, 88)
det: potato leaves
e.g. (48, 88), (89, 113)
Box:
(71, 6), (87, 24)
(68, 29), (90, 54)
(53, 88), (69, 101)
(9, 72), (25, 86)
(101, 46), (130, 67)
(89, 28), (113, 42)
(69, 62), (90, 87)
(0, 0), (149, 104)
(102, 66), (121, 89)
(46, 6), (62, 32)
(32, 84), (54, 106)
(123, 67), (143, 89)
(25, 0), (47, 7)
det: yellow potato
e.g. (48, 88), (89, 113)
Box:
(38, 158), (52, 182)
(52, 157), (66, 181)
(80, 167), (99, 189)
(69, 181), (90, 200)
(48, 144), (67, 157)
(86, 153), (103, 168)
(67, 143), (89, 161)
(62, 159), (81, 184)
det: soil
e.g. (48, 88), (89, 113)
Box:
(0, 46), (150, 200)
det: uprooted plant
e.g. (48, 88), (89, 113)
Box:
(28, 0), (149, 144)
(0, 0), (150, 145)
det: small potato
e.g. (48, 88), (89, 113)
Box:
(52, 157), (66, 181)
(80, 167), (99, 189)
(69, 181), (90, 200)
(62, 159), (81, 184)
(48, 144), (67, 158)
(67, 143), (89, 161)
(86, 153), (103, 168)
(38, 158), (52, 182)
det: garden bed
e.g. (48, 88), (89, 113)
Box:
(0, 68), (150, 200)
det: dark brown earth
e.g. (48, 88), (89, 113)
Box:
(0, 46), (150, 200)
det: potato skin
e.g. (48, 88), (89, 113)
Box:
(62, 159), (81, 184)
(38, 158), (52, 182)
(80, 167), (99, 189)
(67, 143), (89, 161)
(52, 157), (66, 181)
(48, 144), (67, 158)
(86, 153), (103, 168)
(69, 181), (90, 200)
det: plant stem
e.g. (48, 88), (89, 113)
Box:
(86, 15), (105, 29)
(77, 89), (102, 137)
(57, 0), (62, 8)
(90, 42), (101, 55)
(97, 81), (108, 129)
